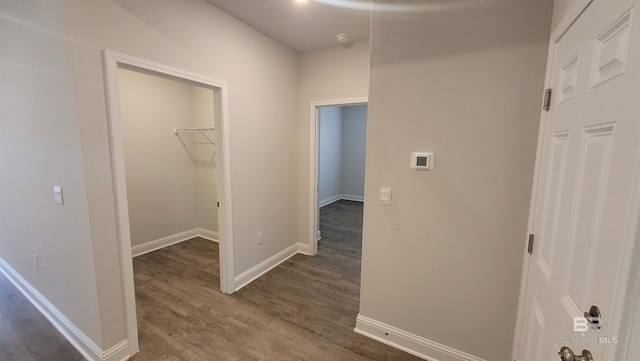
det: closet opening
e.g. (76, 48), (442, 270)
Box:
(118, 67), (219, 256)
(103, 50), (234, 354)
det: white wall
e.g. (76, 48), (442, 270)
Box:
(297, 41), (370, 242)
(357, 1), (553, 360)
(0, 0), (298, 355)
(340, 105), (367, 199)
(318, 106), (343, 204)
(118, 68), (217, 247)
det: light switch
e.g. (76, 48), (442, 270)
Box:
(53, 186), (64, 205)
(379, 187), (392, 205)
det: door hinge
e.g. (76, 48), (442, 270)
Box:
(217, 202), (220, 208)
(527, 234), (535, 254)
(543, 88), (552, 111)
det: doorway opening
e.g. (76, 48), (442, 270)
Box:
(102, 50), (234, 354)
(317, 104), (368, 253)
(117, 67), (218, 256)
(308, 98), (368, 255)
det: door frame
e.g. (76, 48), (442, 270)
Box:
(102, 50), (235, 353)
(511, 1), (640, 358)
(307, 97), (368, 255)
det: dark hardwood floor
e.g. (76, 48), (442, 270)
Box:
(0, 200), (423, 360)
(131, 200), (422, 360)
(0, 271), (84, 361)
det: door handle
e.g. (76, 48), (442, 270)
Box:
(584, 305), (602, 331)
(558, 346), (594, 361)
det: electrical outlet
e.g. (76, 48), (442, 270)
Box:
(257, 232), (264, 245)
(33, 254), (39, 270)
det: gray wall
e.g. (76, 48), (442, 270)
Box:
(341, 105), (367, 199)
(552, 0), (579, 31)
(318, 105), (367, 206)
(0, 0), (298, 352)
(192, 86), (219, 233)
(358, 1), (553, 360)
(318, 106), (343, 204)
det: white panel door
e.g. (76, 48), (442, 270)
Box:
(519, 0), (640, 360)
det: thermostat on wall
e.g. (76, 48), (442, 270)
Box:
(410, 152), (434, 171)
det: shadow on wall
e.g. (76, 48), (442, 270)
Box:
(373, 0), (552, 64)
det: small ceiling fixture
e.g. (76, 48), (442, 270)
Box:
(336, 33), (353, 49)
(294, 0), (309, 3)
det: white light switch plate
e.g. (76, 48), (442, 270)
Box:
(53, 186), (64, 205)
(380, 187), (392, 205)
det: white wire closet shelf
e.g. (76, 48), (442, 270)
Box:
(173, 127), (215, 145)
(174, 127), (216, 163)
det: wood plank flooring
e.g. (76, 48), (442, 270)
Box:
(0, 271), (84, 361)
(0, 200), (423, 360)
(131, 200), (423, 360)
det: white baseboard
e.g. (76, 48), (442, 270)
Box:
(319, 194), (364, 208)
(354, 314), (487, 361)
(195, 228), (219, 243)
(132, 228), (219, 257)
(234, 244), (299, 291)
(319, 194), (342, 207)
(296, 242), (312, 255)
(103, 340), (130, 361)
(0, 257), (131, 361)
(340, 194), (364, 202)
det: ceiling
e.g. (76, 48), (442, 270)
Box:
(205, 0), (372, 52)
